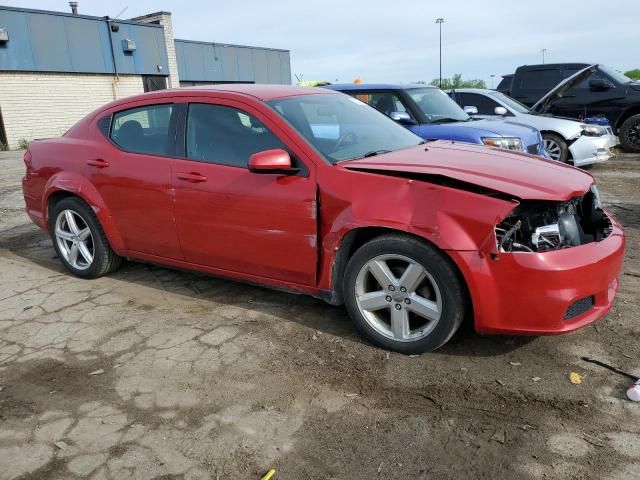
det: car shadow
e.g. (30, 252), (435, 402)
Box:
(1, 222), (536, 357)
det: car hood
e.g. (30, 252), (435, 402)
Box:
(419, 119), (541, 147)
(516, 113), (583, 136)
(340, 141), (593, 201)
(531, 65), (597, 113)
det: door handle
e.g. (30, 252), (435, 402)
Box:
(87, 158), (110, 168)
(176, 172), (207, 183)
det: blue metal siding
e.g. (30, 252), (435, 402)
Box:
(0, 6), (168, 75)
(175, 39), (291, 84)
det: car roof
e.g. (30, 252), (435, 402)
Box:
(515, 63), (591, 70)
(446, 88), (495, 94)
(102, 84), (335, 111)
(325, 83), (437, 91)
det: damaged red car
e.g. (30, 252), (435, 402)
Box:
(22, 85), (625, 353)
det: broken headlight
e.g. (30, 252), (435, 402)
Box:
(495, 189), (611, 253)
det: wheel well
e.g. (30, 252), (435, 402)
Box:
(325, 227), (471, 312)
(46, 191), (80, 225)
(616, 107), (640, 131)
(540, 130), (573, 159)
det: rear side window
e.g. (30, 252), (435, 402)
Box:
(520, 69), (563, 91)
(110, 104), (174, 156)
(186, 103), (286, 167)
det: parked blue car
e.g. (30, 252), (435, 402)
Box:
(324, 84), (548, 157)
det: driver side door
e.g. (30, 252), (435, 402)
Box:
(171, 99), (318, 287)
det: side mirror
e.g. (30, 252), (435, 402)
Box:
(463, 106), (479, 115)
(494, 106), (508, 116)
(389, 111), (414, 125)
(248, 149), (296, 174)
(589, 78), (614, 91)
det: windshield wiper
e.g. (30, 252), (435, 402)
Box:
(431, 118), (462, 124)
(362, 149), (391, 158)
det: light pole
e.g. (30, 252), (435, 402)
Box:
(490, 74), (495, 88)
(435, 18), (444, 88)
(541, 48), (548, 64)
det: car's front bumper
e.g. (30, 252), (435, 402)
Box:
(569, 134), (618, 167)
(448, 214), (625, 335)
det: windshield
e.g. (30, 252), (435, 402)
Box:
(405, 88), (469, 123)
(489, 91), (530, 113)
(598, 65), (633, 84)
(267, 93), (423, 163)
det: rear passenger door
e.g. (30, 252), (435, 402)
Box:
(91, 102), (183, 259)
(171, 99), (318, 286)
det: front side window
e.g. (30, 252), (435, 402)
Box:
(350, 92), (411, 117)
(489, 92), (530, 113)
(458, 93), (501, 115)
(186, 104), (286, 167)
(405, 88), (469, 123)
(111, 104), (173, 156)
(268, 93), (422, 163)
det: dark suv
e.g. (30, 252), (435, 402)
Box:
(504, 63), (640, 152)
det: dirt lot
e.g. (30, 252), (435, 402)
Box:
(0, 149), (639, 480)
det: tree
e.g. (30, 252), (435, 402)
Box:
(429, 73), (486, 89)
(625, 69), (640, 80)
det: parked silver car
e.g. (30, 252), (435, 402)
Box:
(448, 88), (618, 167)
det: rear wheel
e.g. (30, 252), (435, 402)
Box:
(343, 235), (467, 354)
(542, 133), (569, 162)
(619, 114), (640, 153)
(49, 197), (122, 278)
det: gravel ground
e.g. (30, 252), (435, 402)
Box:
(0, 149), (639, 480)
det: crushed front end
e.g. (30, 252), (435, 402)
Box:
(448, 184), (625, 335)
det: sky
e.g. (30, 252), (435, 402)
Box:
(5, 0), (639, 86)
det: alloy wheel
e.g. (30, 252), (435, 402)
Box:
(629, 122), (640, 147)
(54, 209), (95, 270)
(543, 138), (562, 160)
(354, 254), (442, 342)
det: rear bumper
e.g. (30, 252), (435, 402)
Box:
(449, 216), (625, 335)
(22, 176), (47, 231)
(569, 134), (618, 167)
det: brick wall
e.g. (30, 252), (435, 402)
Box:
(0, 73), (143, 149)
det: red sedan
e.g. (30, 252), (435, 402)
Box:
(21, 85), (625, 353)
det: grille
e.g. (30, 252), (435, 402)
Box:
(563, 296), (595, 320)
(527, 144), (540, 155)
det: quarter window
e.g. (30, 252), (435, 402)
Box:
(186, 104), (286, 167)
(110, 104), (174, 156)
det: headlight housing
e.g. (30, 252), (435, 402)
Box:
(481, 137), (524, 151)
(580, 124), (607, 137)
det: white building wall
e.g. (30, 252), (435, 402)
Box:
(0, 73), (144, 149)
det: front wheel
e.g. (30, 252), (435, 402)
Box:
(342, 235), (467, 354)
(619, 114), (640, 153)
(542, 133), (569, 162)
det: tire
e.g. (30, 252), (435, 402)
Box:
(49, 196), (122, 278)
(542, 133), (569, 163)
(342, 234), (467, 354)
(619, 114), (640, 153)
